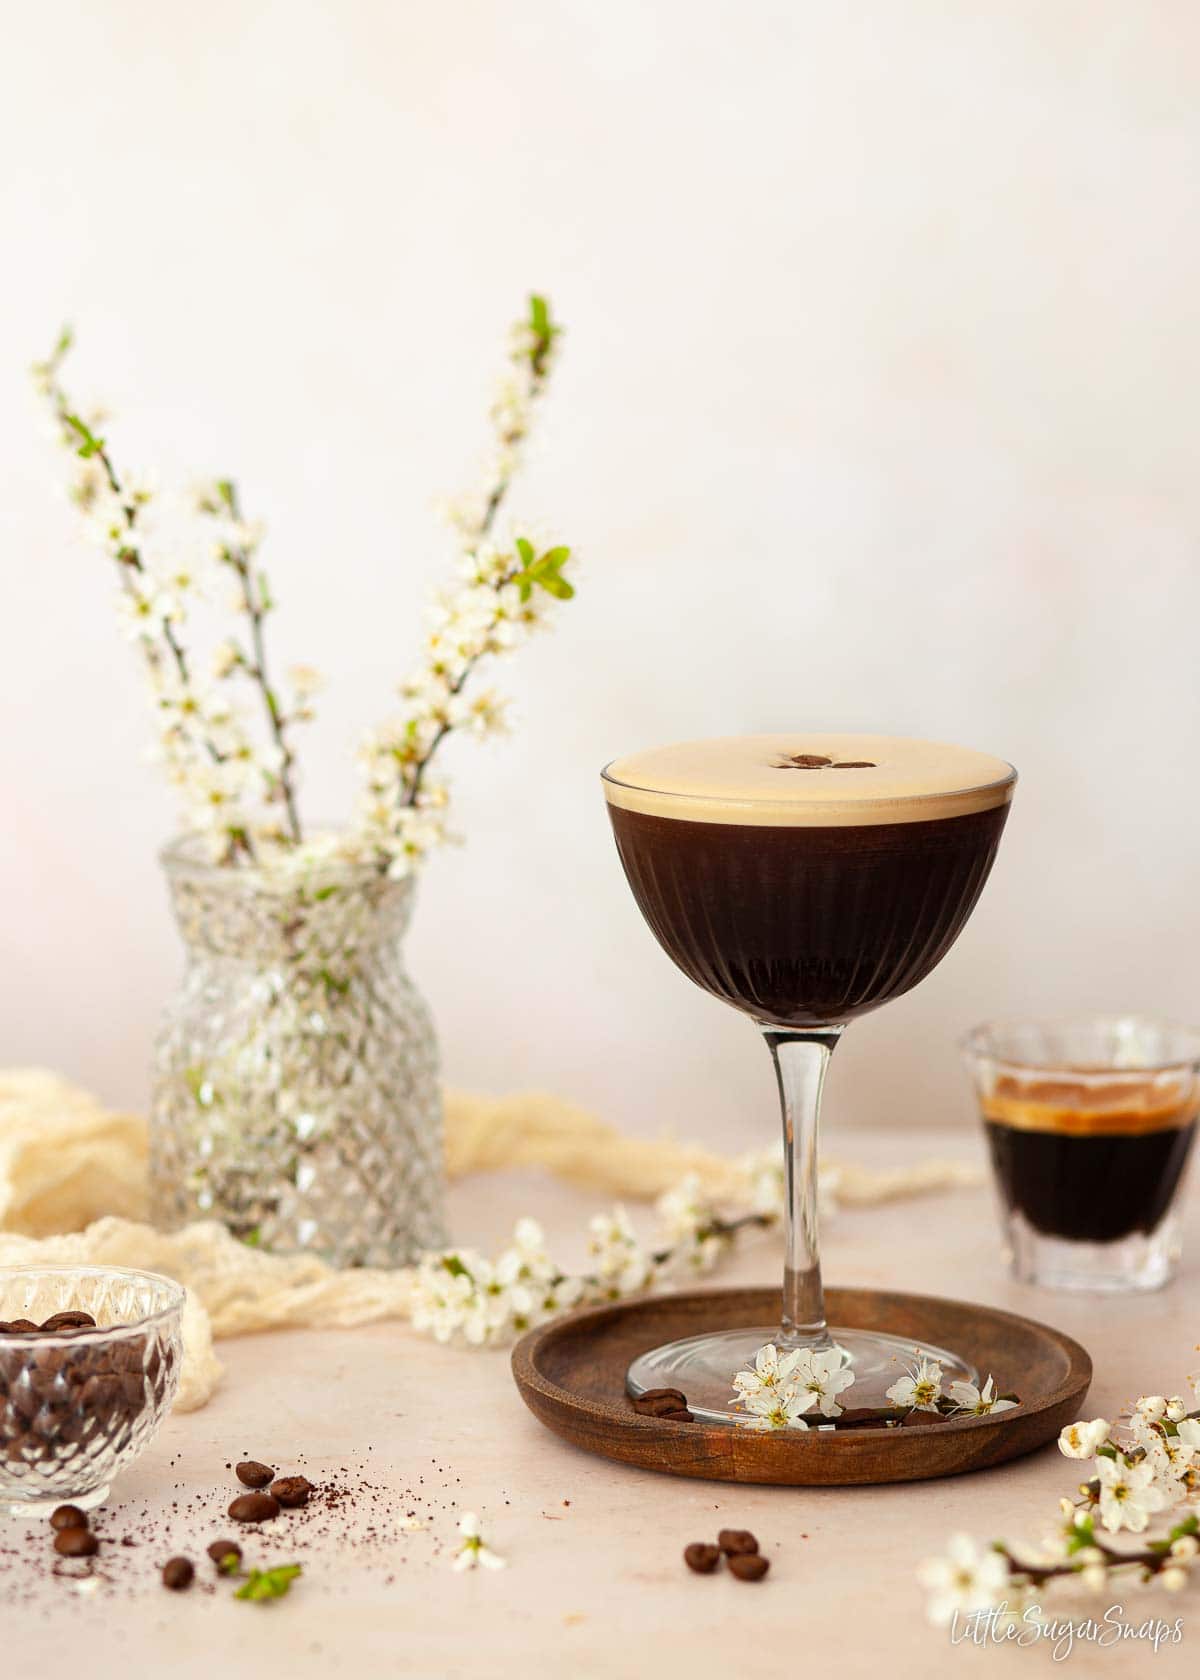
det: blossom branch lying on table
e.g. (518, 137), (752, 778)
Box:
(31, 297), (573, 874)
(919, 1368), (1200, 1625)
(410, 1171), (775, 1346)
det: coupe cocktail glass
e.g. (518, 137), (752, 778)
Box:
(603, 734), (1016, 1422)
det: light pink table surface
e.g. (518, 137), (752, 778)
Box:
(2, 1128), (1196, 1678)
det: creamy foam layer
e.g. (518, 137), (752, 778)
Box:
(602, 734), (1015, 826)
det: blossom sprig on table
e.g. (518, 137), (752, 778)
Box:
(918, 1369), (1200, 1625)
(452, 1511), (507, 1572)
(32, 296), (574, 875)
(408, 1174), (773, 1349)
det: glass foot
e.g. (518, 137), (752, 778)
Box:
(0, 1483), (109, 1521)
(628, 1327), (977, 1425)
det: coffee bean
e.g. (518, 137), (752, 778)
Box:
(161, 1557), (194, 1591)
(640, 1387), (687, 1405)
(0, 1320), (40, 1335)
(788, 754), (832, 768)
(235, 1460), (275, 1488)
(717, 1528), (758, 1556)
(632, 1392), (691, 1418)
(832, 761), (876, 769)
(270, 1475), (315, 1508)
(40, 1312), (97, 1332)
(54, 1527), (98, 1557)
(661, 1407), (695, 1422)
(683, 1542), (721, 1574)
(49, 1504), (89, 1532)
(207, 1538), (242, 1572)
(728, 1553), (770, 1581)
(228, 1492), (281, 1523)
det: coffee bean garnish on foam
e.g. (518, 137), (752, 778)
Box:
(771, 753), (877, 771)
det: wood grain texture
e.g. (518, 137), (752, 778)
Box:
(511, 1286), (1092, 1486)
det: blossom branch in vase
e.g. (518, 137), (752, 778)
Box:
(354, 295), (574, 876)
(195, 478), (305, 844)
(33, 294), (574, 881)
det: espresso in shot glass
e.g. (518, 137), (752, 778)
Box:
(963, 1017), (1200, 1292)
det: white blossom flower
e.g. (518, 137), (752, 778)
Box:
(1095, 1455), (1170, 1535)
(1165, 1397), (1189, 1423)
(212, 639), (243, 679)
(917, 1534), (1010, 1627)
(731, 1342), (805, 1404)
(1139, 1428), (1197, 1495)
(948, 1376), (1017, 1417)
(288, 663), (324, 699)
(1171, 1534), (1199, 1559)
(1160, 1566), (1189, 1592)
(886, 1358), (944, 1413)
(789, 1346), (856, 1418)
(409, 1255), (478, 1344)
(1058, 1418), (1111, 1459)
(1080, 1562), (1108, 1593)
(586, 1207), (652, 1298)
(452, 1512), (506, 1572)
(1136, 1395), (1169, 1424)
(1175, 1418), (1200, 1450)
(736, 1388), (812, 1432)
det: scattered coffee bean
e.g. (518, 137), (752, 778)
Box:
(662, 1407), (695, 1422)
(683, 1542), (721, 1575)
(49, 1504), (89, 1532)
(54, 1527), (98, 1557)
(717, 1528), (758, 1556)
(632, 1390), (691, 1419)
(0, 1320), (40, 1334)
(235, 1460), (275, 1488)
(207, 1538), (242, 1571)
(788, 753), (832, 768)
(728, 1553), (770, 1581)
(228, 1492), (281, 1523)
(270, 1475), (315, 1508)
(161, 1556), (194, 1591)
(39, 1312), (97, 1332)
(832, 761), (876, 769)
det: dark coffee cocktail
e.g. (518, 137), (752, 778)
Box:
(603, 735), (1016, 1419)
(607, 804), (1008, 1028)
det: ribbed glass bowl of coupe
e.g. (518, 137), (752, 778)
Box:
(602, 733), (1016, 1424)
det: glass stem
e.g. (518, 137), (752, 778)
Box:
(762, 1025), (844, 1351)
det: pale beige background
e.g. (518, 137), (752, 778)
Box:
(2, 2), (1199, 1145)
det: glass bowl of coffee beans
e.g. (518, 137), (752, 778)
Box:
(0, 1266), (184, 1518)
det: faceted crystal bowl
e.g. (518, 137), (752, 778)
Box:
(0, 1266), (184, 1517)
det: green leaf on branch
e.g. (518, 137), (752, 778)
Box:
(235, 1564), (302, 1602)
(514, 540), (574, 603)
(526, 293), (561, 375)
(64, 412), (104, 459)
(54, 324), (74, 359)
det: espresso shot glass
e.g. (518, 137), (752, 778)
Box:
(962, 1016), (1200, 1292)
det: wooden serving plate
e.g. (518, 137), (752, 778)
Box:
(511, 1286), (1091, 1486)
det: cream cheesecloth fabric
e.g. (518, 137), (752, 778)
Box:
(0, 1069), (978, 1410)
